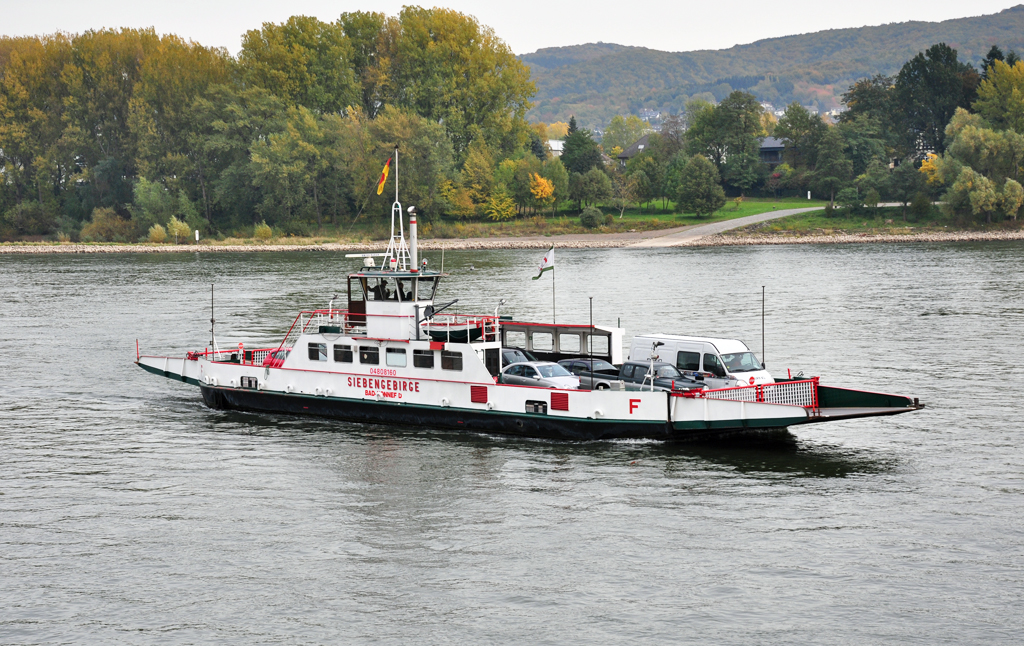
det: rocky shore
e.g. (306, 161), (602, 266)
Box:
(1, 229), (1022, 254)
(699, 229), (1024, 246)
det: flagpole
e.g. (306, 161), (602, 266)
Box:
(552, 246), (556, 324)
(394, 145), (399, 203)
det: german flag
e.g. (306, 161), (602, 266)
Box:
(376, 156), (391, 195)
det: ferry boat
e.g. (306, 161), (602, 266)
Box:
(136, 157), (923, 441)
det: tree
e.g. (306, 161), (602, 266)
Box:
(484, 187), (516, 221)
(240, 16), (359, 115)
(541, 157), (569, 213)
(892, 43), (979, 155)
(684, 91), (766, 193)
(460, 138), (496, 206)
(674, 156), (726, 217)
(973, 60), (1024, 133)
(569, 168), (612, 208)
(561, 127), (602, 175)
(810, 127), (853, 206)
(890, 159), (926, 219)
(338, 7), (535, 157)
(529, 172), (555, 213)
(980, 45), (1005, 81)
(603, 115), (648, 151)
(610, 171), (639, 218)
(774, 103), (827, 169)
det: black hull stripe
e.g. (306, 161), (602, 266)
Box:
(199, 385), (800, 442)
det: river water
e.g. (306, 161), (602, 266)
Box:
(2, 242), (1023, 644)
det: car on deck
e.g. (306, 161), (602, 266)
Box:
(499, 361), (580, 389)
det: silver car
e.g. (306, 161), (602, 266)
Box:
(499, 361), (580, 389)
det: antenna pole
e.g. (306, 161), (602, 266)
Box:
(394, 145), (399, 203)
(210, 283), (216, 353)
(589, 296), (593, 363)
(552, 265), (556, 324)
(761, 285), (765, 367)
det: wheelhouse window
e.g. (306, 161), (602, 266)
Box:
(413, 349), (434, 368)
(359, 346), (379, 364)
(417, 277), (440, 301)
(505, 331), (526, 348)
(334, 344), (353, 363)
(441, 350), (462, 371)
(308, 343), (327, 362)
(386, 347), (407, 367)
(676, 351), (700, 372)
(590, 335), (609, 356)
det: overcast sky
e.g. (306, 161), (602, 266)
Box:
(2, 1), (1019, 55)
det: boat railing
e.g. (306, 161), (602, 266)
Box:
(418, 312), (500, 343)
(677, 378), (820, 409)
(273, 309), (501, 344)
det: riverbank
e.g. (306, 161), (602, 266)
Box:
(3, 228), (1024, 253)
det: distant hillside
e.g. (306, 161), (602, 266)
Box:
(523, 5), (1024, 127)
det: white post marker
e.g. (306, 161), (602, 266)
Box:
(807, 191), (811, 200)
(195, 229), (199, 242)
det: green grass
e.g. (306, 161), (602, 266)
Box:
(723, 205), (1024, 236)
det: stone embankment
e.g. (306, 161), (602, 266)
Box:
(698, 230), (1024, 246)
(1, 230), (1022, 254)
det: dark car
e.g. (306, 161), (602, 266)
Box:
(558, 358), (621, 390)
(619, 361), (704, 392)
(502, 347), (538, 368)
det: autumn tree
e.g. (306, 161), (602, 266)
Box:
(239, 16), (359, 115)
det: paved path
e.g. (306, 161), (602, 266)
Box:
(628, 206), (822, 247)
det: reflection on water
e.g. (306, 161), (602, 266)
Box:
(1, 243), (1023, 645)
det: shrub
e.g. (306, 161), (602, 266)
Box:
(2, 200), (58, 236)
(148, 223), (168, 243)
(910, 192), (932, 222)
(836, 187), (862, 213)
(254, 220), (273, 242)
(167, 216), (192, 244)
(823, 203), (835, 218)
(579, 206), (604, 229)
(81, 208), (135, 242)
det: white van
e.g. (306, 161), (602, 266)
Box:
(628, 334), (773, 390)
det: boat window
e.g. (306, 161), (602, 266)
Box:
(359, 346), (379, 364)
(677, 351), (700, 371)
(589, 335), (609, 356)
(334, 344), (353, 363)
(350, 279), (365, 301)
(703, 353), (726, 377)
(559, 333), (580, 353)
(538, 364), (571, 378)
(532, 332), (553, 351)
(386, 347), (407, 367)
(413, 349), (434, 368)
(416, 277), (439, 301)
(721, 352), (763, 372)
(367, 278), (398, 301)
(505, 331), (526, 348)
(396, 279), (414, 302)
(441, 350), (462, 371)
(308, 343), (327, 362)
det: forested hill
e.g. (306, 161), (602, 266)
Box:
(523, 5), (1024, 127)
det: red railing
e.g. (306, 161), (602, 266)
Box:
(677, 378), (820, 409)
